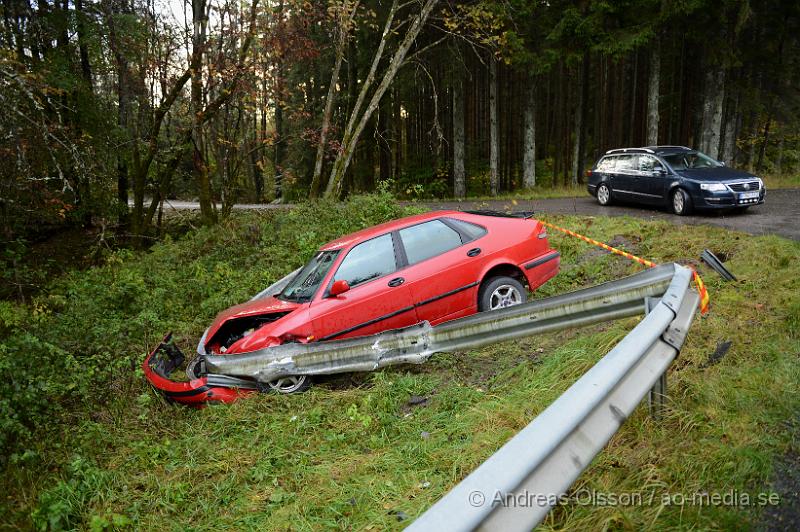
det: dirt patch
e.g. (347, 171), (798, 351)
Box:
(759, 436), (800, 531)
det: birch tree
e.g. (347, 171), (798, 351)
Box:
(323, 0), (439, 198)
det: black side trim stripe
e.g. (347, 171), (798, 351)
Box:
(524, 251), (560, 270)
(415, 281), (478, 307)
(319, 304), (416, 341)
(320, 281), (480, 341)
(164, 385), (213, 398)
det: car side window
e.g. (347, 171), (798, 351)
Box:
(445, 218), (488, 243)
(615, 154), (636, 172)
(597, 157), (616, 172)
(399, 220), (463, 265)
(334, 234), (397, 288)
(639, 155), (664, 173)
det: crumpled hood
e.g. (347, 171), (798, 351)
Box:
(678, 167), (759, 182)
(205, 296), (300, 344)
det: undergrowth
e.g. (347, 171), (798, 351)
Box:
(1, 193), (798, 530)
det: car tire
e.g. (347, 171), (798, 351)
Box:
(596, 183), (612, 206)
(478, 276), (527, 312)
(266, 375), (311, 394)
(671, 188), (693, 216)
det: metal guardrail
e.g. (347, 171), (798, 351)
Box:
(407, 264), (699, 531)
(200, 264), (684, 384)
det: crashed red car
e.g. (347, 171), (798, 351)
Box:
(143, 210), (560, 404)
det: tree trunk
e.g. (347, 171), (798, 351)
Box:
(523, 76), (536, 189)
(756, 110), (772, 172)
(700, 68), (725, 159)
(571, 53), (589, 186)
(191, 0), (216, 223)
(489, 56), (498, 196)
(646, 43), (660, 146)
(310, 1), (358, 197)
(720, 93), (738, 164)
(453, 72), (465, 199)
(75, 0), (92, 87)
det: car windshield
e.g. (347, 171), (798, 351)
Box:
(661, 150), (722, 171)
(278, 250), (339, 302)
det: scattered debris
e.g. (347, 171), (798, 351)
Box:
(704, 340), (732, 367)
(388, 510), (410, 522)
(420, 431), (431, 440)
(408, 395), (428, 406)
(701, 249), (737, 281)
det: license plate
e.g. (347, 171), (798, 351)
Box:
(739, 191), (759, 200)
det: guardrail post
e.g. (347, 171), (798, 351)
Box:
(645, 297), (667, 420)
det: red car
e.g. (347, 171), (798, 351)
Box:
(144, 210), (559, 403)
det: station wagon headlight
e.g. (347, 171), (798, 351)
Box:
(700, 183), (727, 192)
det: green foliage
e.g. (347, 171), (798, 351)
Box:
(0, 192), (408, 461)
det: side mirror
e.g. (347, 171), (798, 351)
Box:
(329, 279), (350, 297)
(720, 161), (726, 166)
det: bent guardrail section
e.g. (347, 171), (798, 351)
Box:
(201, 264), (683, 383)
(406, 264), (699, 531)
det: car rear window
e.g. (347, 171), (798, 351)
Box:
(334, 234), (397, 288)
(597, 157), (616, 172)
(445, 218), (488, 242)
(399, 220), (463, 265)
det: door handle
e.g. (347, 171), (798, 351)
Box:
(467, 248), (481, 257)
(388, 277), (405, 287)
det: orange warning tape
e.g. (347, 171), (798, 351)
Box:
(539, 220), (709, 314)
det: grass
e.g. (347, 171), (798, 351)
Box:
(2, 200), (799, 530)
(762, 173), (800, 190)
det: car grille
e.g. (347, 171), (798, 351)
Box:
(728, 181), (760, 192)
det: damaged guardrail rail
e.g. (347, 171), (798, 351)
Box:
(145, 264), (697, 407)
(406, 263), (699, 531)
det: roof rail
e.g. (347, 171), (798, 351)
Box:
(604, 147), (655, 155)
(648, 145), (691, 150)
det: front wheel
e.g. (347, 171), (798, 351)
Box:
(671, 188), (693, 216)
(479, 276), (527, 312)
(597, 183), (612, 206)
(266, 375), (311, 394)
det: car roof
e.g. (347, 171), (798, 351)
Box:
(319, 210), (462, 251)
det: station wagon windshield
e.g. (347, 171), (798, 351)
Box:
(661, 150), (722, 171)
(278, 250), (339, 302)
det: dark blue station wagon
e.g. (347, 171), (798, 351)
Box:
(586, 146), (766, 215)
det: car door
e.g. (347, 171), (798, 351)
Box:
(309, 233), (417, 341)
(611, 154), (638, 199)
(632, 154), (670, 204)
(396, 218), (485, 325)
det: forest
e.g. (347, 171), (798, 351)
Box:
(2, 0), (799, 240)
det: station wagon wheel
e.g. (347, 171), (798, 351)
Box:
(266, 375), (311, 394)
(671, 188), (693, 216)
(597, 183), (612, 206)
(479, 276), (528, 312)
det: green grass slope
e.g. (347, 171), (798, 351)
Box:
(1, 193), (798, 531)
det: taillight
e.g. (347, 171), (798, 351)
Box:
(585, 169), (593, 177)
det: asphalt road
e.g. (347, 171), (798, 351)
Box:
(149, 188), (800, 241)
